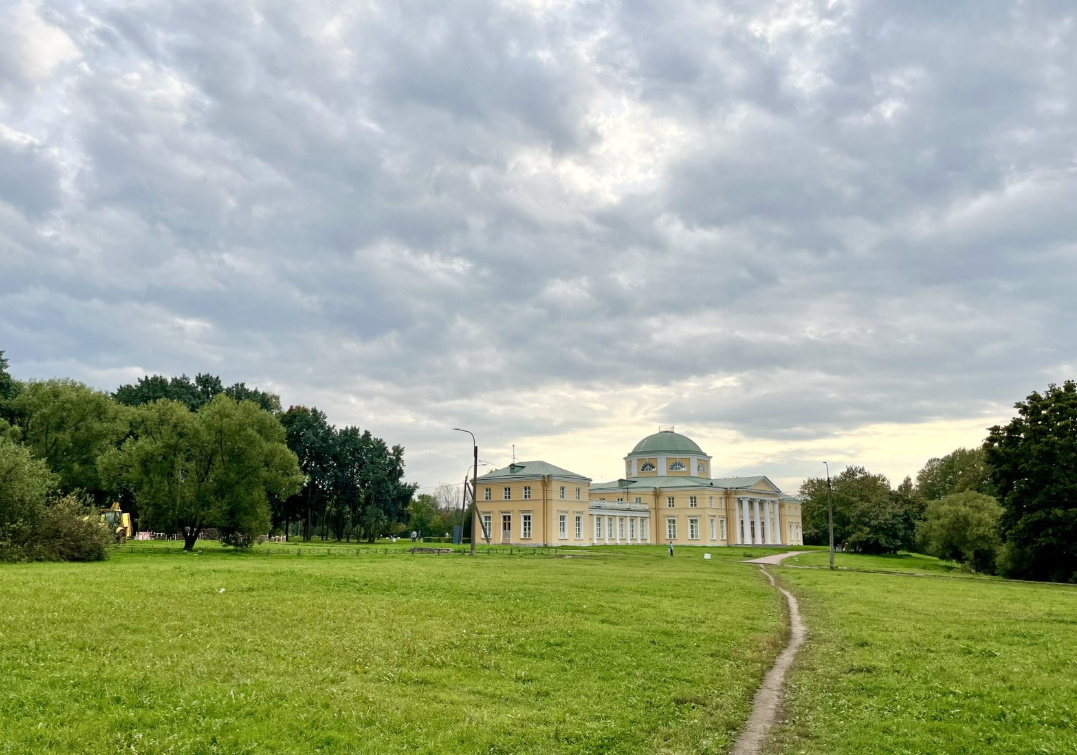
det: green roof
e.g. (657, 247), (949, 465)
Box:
(478, 461), (591, 482)
(591, 475), (781, 493)
(629, 431), (705, 456)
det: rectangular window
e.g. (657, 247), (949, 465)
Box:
(689, 496), (697, 508)
(666, 518), (677, 540)
(618, 518), (625, 539)
(616, 497), (623, 502)
(559, 513), (567, 539)
(709, 517), (716, 540)
(689, 517), (699, 540)
(522, 486), (531, 500)
(789, 523), (794, 541)
(720, 518), (727, 540)
(709, 496), (714, 508)
(640, 519), (648, 541)
(595, 517), (603, 540)
(559, 486), (566, 500)
(503, 487), (511, 500)
(667, 496), (675, 508)
(634, 497), (641, 504)
(522, 513), (532, 539)
(481, 514), (492, 540)
(484, 488), (491, 501)
(576, 487), (581, 501)
(629, 518), (636, 539)
(574, 514), (582, 539)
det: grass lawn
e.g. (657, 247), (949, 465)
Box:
(0, 545), (783, 754)
(785, 550), (963, 576)
(765, 565), (1077, 755)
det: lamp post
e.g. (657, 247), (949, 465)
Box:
(824, 461), (834, 571)
(454, 428), (479, 556)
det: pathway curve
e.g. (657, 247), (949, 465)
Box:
(730, 553), (809, 755)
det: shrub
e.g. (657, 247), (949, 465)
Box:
(34, 495), (113, 562)
(920, 491), (1002, 574)
(0, 437), (56, 560)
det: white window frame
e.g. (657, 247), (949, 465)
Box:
(618, 518), (625, 539)
(689, 496), (697, 508)
(574, 514), (582, 539)
(484, 488), (491, 501)
(576, 487), (581, 501)
(522, 485), (531, 500)
(559, 486), (566, 500)
(666, 518), (677, 540)
(634, 497), (642, 504)
(640, 519), (648, 541)
(629, 518), (636, 539)
(481, 514), (492, 540)
(709, 496), (714, 507)
(503, 487), (511, 501)
(689, 517), (699, 540)
(667, 496), (675, 508)
(521, 513), (532, 539)
(558, 513), (567, 539)
(595, 517), (603, 540)
(720, 518), (727, 541)
(709, 517), (716, 540)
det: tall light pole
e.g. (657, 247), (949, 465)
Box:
(824, 461), (835, 571)
(454, 428), (479, 556)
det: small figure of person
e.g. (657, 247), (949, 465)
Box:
(417, 529), (423, 542)
(411, 530), (417, 543)
(668, 543), (674, 558)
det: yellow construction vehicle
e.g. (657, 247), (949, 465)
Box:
(101, 502), (132, 543)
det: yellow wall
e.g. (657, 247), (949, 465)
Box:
(473, 479), (590, 546)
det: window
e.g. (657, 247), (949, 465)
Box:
(669, 460), (686, 471)
(709, 496), (714, 507)
(629, 518), (636, 539)
(559, 486), (566, 500)
(595, 517), (603, 540)
(481, 514), (492, 540)
(789, 523), (794, 541)
(576, 487), (581, 501)
(697, 461), (707, 473)
(523, 486), (531, 500)
(559, 513), (567, 539)
(503, 487), (511, 500)
(709, 518), (716, 540)
(521, 513), (532, 539)
(618, 518), (625, 539)
(640, 519), (648, 540)
(688, 518), (699, 539)
(616, 497), (623, 502)
(689, 496), (697, 508)
(484, 488), (491, 501)
(667, 496), (675, 508)
(575, 514), (582, 539)
(720, 518), (727, 540)
(666, 518), (677, 540)
(640, 461), (656, 472)
(634, 497), (642, 504)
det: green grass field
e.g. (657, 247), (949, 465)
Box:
(785, 550), (963, 576)
(766, 561), (1077, 755)
(0, 544), (783, 754)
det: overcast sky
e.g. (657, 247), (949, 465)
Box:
(2, 0), (1075, 494)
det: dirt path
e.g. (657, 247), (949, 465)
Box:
(743, 550), (810, 565)
(730, 561), (807, 755)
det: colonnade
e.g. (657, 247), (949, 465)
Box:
(594, 514), (648, 544)
(734, 497), (782, 545)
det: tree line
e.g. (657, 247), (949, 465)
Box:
(0, 352), (416, 559)
(798, 380), (1077, 583)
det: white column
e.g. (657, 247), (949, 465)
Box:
(753, 499), (763, 545)
(735, 499), (742, 544)
(740, 498), (749, 544)
(771, 501), (781, 544)
(604, 516), (610, 544)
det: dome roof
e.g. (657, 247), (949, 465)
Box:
(630, 430), (704, 456)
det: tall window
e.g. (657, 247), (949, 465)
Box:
(574, 514), (582, 539)
(595, 517), (603, 540)
(559, 486), (566, 500)
(503, 487), (511, 500)
(521, 513), (532, 539)
(720, 518), (727, 540)
(629, 518), (636, 539)
(666, 518), (677, 540)
(667, 496), (675, 508)
(576, 488), (581, 501)
(689, 496), (697, 508)
(709, 496), (714, 507)
(481, 514), (492, 540)
(709, 518), (716, 540)
(618, 518), (625, 539)
(522, 486), (531, 500)
(484, 488), (491, 501)
(688, 517), (699, 539)
(640, 519), (648, 541)
(559, 513), (567, 539)
(789, 523), (794, 542)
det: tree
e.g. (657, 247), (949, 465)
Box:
(279, 406), (335, 541)
(984, 380), (1077, 582)
(408, 493), (439, 535)
(0, 350), (17, 406)
(800, 466), (892, 546)
(845, 491), (917, 554)
(916, 447), (992, 500)
(10, 379), (130, 503)
(101, 396), (302, 550)
(116, 373), (281, 414)
(920, 491), (1002, 574)
(0, 436), (57, 556)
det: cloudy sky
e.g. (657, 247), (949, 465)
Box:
(2, 0), (1075, 494)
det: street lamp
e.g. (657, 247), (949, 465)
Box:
(824, 461), (834, 571)
(454, 428), (479, 556)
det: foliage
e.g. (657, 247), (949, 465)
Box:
(34, 494), (113, 562)
(0, 436), (57, 558)
(279, 405), (335, 540)
(8, 379), (130, 503)
(845, 490), (918, 554)
(916, 446), (993, 500)
(409, 486), (465, 537)
(919, 491), (1002, 574)
(0, 546), (783, 754)
(984, 380), (1077, 582)
(115, 372), (282, 414)
(0, 350), (18, 425)
(800, 466), (890, 546)
(101, 396), (302, 550)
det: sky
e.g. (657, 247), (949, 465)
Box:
(2, 0), (1075, 495)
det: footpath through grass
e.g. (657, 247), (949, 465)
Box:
(0, 545), (783, 754)
(765, 562), (1077, 755)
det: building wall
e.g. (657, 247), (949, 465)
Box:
(473, 478), (590, 546)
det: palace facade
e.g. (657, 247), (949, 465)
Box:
(472, 428), (803, 547)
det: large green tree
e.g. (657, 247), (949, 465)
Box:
(984, 380), (1077, 582)
(279, 406), (335, 541)
(0, 436), (57, 554)
(920, 491), (1002, 574)
(800, 466), (891, 546)
(101, 396), (302, 550)
(10, 379), (129, 503)
(916, 447), (992, 500)
(115, 373), (281, 414)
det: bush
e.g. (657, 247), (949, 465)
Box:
(920, 491), (1002, 574)
(34, 495), (113, 562)
(0, 437), (56, 560)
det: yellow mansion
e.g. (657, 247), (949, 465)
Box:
(472, 428), (803, 547)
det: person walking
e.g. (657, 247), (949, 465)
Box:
(668, 543), (674, 557)
(411, 530), (417, 543)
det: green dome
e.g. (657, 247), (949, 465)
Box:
(630, 431), (704, 456)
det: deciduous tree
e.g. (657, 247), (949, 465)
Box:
(0, 436), (57, 555)
(920, 491), (1002, 574)
(916, 447), (992, 500)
